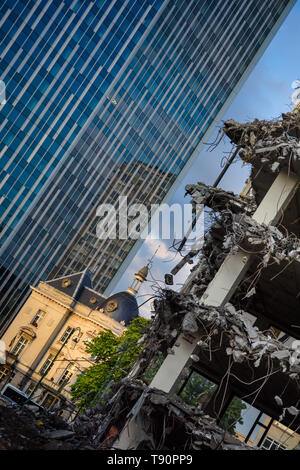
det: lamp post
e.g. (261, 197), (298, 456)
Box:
(24, 326), (81, 405)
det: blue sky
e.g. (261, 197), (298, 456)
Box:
(112, 1), (300, 317)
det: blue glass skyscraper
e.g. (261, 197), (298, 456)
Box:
(0, 0), (296, 326)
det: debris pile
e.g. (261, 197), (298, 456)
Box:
(0, 401), (94, 450)
(172, 291), (300, 375)
(224, 214), (300, 266)
(173, 207), (300, 302)
(223, 109), (300, 175)
(171, 184), (256, 278)
(50, 109), (300, 450)
(185, 182), (256, 215)
(74, 379), (253, 450)
(133, 286), (300, 379)
(172, 209), (235, 298)
(116, 109), (300, 447)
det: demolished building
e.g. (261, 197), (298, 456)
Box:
(74, 104), (300, 450)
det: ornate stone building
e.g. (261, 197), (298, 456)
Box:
(0, 266), (147, 416)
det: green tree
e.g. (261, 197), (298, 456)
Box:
(70, 317), (150, 410)
(177, 370), (217, 406)
(143, 351), (164, 384)
(219, 396), (247, 435)
(177, 370), (246, 435)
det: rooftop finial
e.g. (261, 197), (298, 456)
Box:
(127, 245), (159, 295)
(127, 264), (149, 296)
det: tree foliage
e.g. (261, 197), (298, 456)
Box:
(177, 370), (217, 406)
(177, 370), (246, 435)
(219, 396), (247, 435)
(70, 317), (150, 410)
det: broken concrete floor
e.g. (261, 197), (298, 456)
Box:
(0, 403), (94, 450)
(73, 379), (253, 450)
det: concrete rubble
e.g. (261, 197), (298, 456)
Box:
(73, 379), (253, 450)
(173, 109), (300, 302)
(4, 110), (300, 451)
(185, 182), (257, 215)
(223, 214), (300, 267)
(162, 291), (300, 376)
(81, 108), (300, 449)
(0, 401), (94, 450)
(223, 109), (300, 176)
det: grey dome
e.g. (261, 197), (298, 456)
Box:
(100, 291), (139, 326)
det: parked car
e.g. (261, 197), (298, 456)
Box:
(0, 394), (19, 408)
(0, 384), (44, 411)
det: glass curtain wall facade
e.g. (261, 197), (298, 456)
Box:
(0, 0), (295, 326)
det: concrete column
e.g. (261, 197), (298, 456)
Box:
(116, 171), (300, 448)
(252, 171), (299, 225)
(151, 171), (300, 393)
(150, 332), (197, 393)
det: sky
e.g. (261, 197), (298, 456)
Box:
(112, 1), (300, 318)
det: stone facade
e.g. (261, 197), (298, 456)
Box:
(0, 273), (125, 418)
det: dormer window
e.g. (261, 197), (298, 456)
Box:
(30, 310), (46, 328)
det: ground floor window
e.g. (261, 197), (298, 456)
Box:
(0, 365), (10, 381)
(261, 437), (286, 450)
(57, 363), (74, 386)
(42, 393), (59, 410)
(39, 353), (54, 376)
(218, 396), (247, 435)
(25, 382), (36, 396)
(176, 369), (247, 438)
